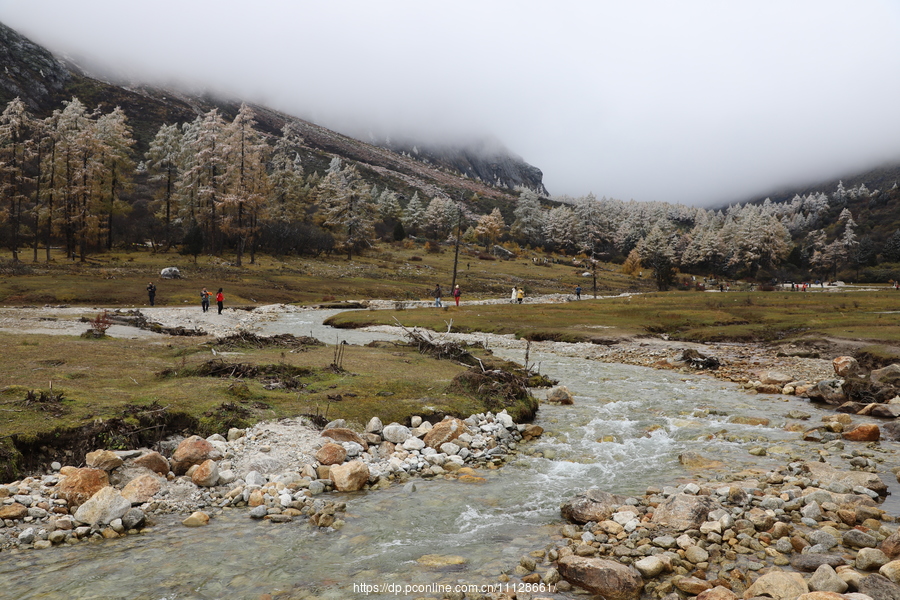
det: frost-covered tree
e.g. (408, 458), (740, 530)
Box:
(177, 109), (228, 254)
(883, 230), (900, 263)
(637, 223), (676, 290)
(511, 188), (543, 246)
(145, 123), (182, 249)
(543, 206), (577, 252)
(319, 162), (373, 259)
(402, 191), (425, 235)
(0, 97), (36, 262)
(377, 189), (402, 222)
(268, 122), (306, 224)
(422, 197), (454, 240)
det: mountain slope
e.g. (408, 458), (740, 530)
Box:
(0, 21), (545, 216)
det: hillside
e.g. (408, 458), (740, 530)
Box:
(0, 21), (545, 217)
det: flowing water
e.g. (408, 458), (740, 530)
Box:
(4, 309), (896, 600)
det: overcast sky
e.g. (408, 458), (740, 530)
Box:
(3, 1), (900, 206)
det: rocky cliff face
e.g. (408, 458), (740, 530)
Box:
(0, 22), (70, 110)
(385, 137), (548, 196)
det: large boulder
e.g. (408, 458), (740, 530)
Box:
(759, 370), (794, 386)
(329, 460), (369, 492)
(423, 418), (469, 449)
(859, 573), (900, 600)
(0, 503), (28, 520)
(547, 386), (575, 404)
(73, 486), (132, 526)
(844, 424), (881, 442)
(320, 427), (368, 450)
(121, 474), (162, 505)
(557, 556), (643, 600)
(58, 468), (109, 508)
(833, 356), (860, 378)
(743, 571), (809, 600)
(872, 364), (900, 385)
(803, 461), (887, 495)
(381, 423), (412, 444)
(315, 442), (347, 466)
(85, 449), (124, 471)
(191, 459), (220, 487)
(171, 435), (222, 475)
(650, 493), (721, 531)
(561, 488), (628, 524)
(160, 267), (181, 279)
(133, 451), (170, 476)
(806, 379), (847, 405)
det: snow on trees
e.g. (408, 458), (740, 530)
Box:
(145, 123), (182, 248)
(318, 160), (374, 259)
(474, 208), (505, 248)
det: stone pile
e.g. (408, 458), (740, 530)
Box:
(0, 409), (541, 553)
(514, 461), (899, 600)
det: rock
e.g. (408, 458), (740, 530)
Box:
(792, 554), (848, 572)
(678, 451), (724, 469)
(871, 405), (900, 419)
(859, 573), (900, 600)
(561, 488), (628, 524)
(547, 386), (575, 404)
(803, 462), (887, 495)
(58, 468), (109, 508)
(883, 422), (900, 442)
(634, 556), (666, 578)
(320, 427), (368, 450)
(872, 365), (900, 385)
(806, 379), (847, 405)
(423, 418), (469, 449)
(416, 554), (467, 568)
(133, 451), (170, 476)
(859, 548), (891, 571)
(746, 506), (775, 531)
(122, 508), (145, 530)
(834, 356), (861, 377)
(845, 529), (879, 549)
(381, 423), (412, 443)
(249, 505), (268, 519)
(73, 486), (131, 526)
(845, 424), (881, 442)
(315, 442), (347, 466)
(85, 449), (124, 471)
(882, 561), (900, 584)
(557, 556), (643, 600)
(121, 474), (162, 504)
(685, 545), (710, 564)
(744, 571), (809, 600)
(673, 576), (713, 595)
(650, 493), (720, 531)
(365, 416), (383, 434)
(160, 267), (181, 279)
(809, 564), (849, 593)
(402, 437), (425, 451)
(882, 533), (900, 559)
(522, 424), (544, 440)
(729, 415), (771, 426)
(797, 594), (851, 600)
(697, 586), (737, 600)
(0, 503), (28, 520)
(191, 459), (220, 487)
(760, 370), (794, 385)
(329, 460), (369, 492)
(171, 435), (222, 475)
(182, 511), (209, 527)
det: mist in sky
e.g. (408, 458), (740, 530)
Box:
(3, 1), (900, 206)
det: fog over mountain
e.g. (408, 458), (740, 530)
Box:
(2, 0), (900, 206)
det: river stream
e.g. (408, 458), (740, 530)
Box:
(4, 308), (897, 600)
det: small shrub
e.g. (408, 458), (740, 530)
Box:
(477, 253), (496, 261)
(409, 256), (423, 262)
(84, 311), (112, 338)
(424, 241), (441, 254)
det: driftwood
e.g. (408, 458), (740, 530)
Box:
(393, 318), (480, 367)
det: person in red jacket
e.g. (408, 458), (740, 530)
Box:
(453, 285), (461, 306)
(215, 288), (224, 314)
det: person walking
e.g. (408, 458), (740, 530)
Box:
(215, 288), (224, 314)
(510, 287), (517, 304)
(574, 285), (582, 300)
(432, 284), (443, 307)
(147, 282), (156, 306)
(516, 287), (524, 304)
(200, 288), (210, 313)
(453, 284), (461, 306)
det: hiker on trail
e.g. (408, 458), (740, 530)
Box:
(453, 285), (461, 306)
(216, 288), (224, 314)
(575, 285), (582, 300)
(511, 287), (517, 304)
(432, 284), (443, 307)
(147, 282), (156, 306)
(516, 287), (524, 304)
(200, 288), (210, 313)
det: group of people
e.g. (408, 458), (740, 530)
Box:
(146, 283), (225, 314)
(431, 284), (462, 307)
